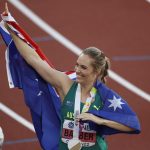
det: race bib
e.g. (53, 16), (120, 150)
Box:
(62, 119), (96, 147)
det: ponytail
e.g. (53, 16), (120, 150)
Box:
(100, 57), (110, 84)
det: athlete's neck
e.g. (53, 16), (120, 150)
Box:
(80, 83), (94, 103)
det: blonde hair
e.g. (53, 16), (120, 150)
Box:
(82, 47), (110, 84)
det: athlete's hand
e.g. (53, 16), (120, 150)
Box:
(77, 113), (95, 121)
(2, 3), (11, 31)
(2, 2), (9, 15)
(77, 113), (105, 125)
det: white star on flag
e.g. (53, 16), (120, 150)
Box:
(108, 96), (125, 111)
(37, 91), (43, 96)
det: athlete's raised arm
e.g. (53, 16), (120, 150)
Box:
(3, 3), (73, 100)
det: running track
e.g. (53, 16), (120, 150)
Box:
(0, 0), (150, 150)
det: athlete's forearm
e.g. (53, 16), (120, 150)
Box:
(78, 113), (134, 132)
(6, 26), (55, 85)
(91, 114), (134, 132)
(7, 26), (40, 66)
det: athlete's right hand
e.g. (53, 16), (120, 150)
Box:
(2, 2), (9, 16)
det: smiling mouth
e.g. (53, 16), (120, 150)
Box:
(76, 75), (81, 78)
(77, 74), (83, 77)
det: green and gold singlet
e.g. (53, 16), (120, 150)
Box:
(59, 82), (107, 150)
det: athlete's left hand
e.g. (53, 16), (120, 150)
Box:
(77, 113), (93, 121)
(77, 113), (105, 125)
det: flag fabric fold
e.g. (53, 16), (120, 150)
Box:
(0, 13), (61, 150)
(92, 81), (141, 135)
(0, 13), (140, 150)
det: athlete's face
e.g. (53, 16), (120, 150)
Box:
(75, 54), (99, 85)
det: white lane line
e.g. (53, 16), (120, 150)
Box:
(146, 0), (150, 3)
(8, 0), (81, 56)
(7, 0), (150, 102)
(0, 102), (35, 132)
(109, 71), (150, 101)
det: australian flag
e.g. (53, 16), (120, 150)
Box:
(0, 13), (140, 150)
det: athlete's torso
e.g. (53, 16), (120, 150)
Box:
(59, 82), (107, 150)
